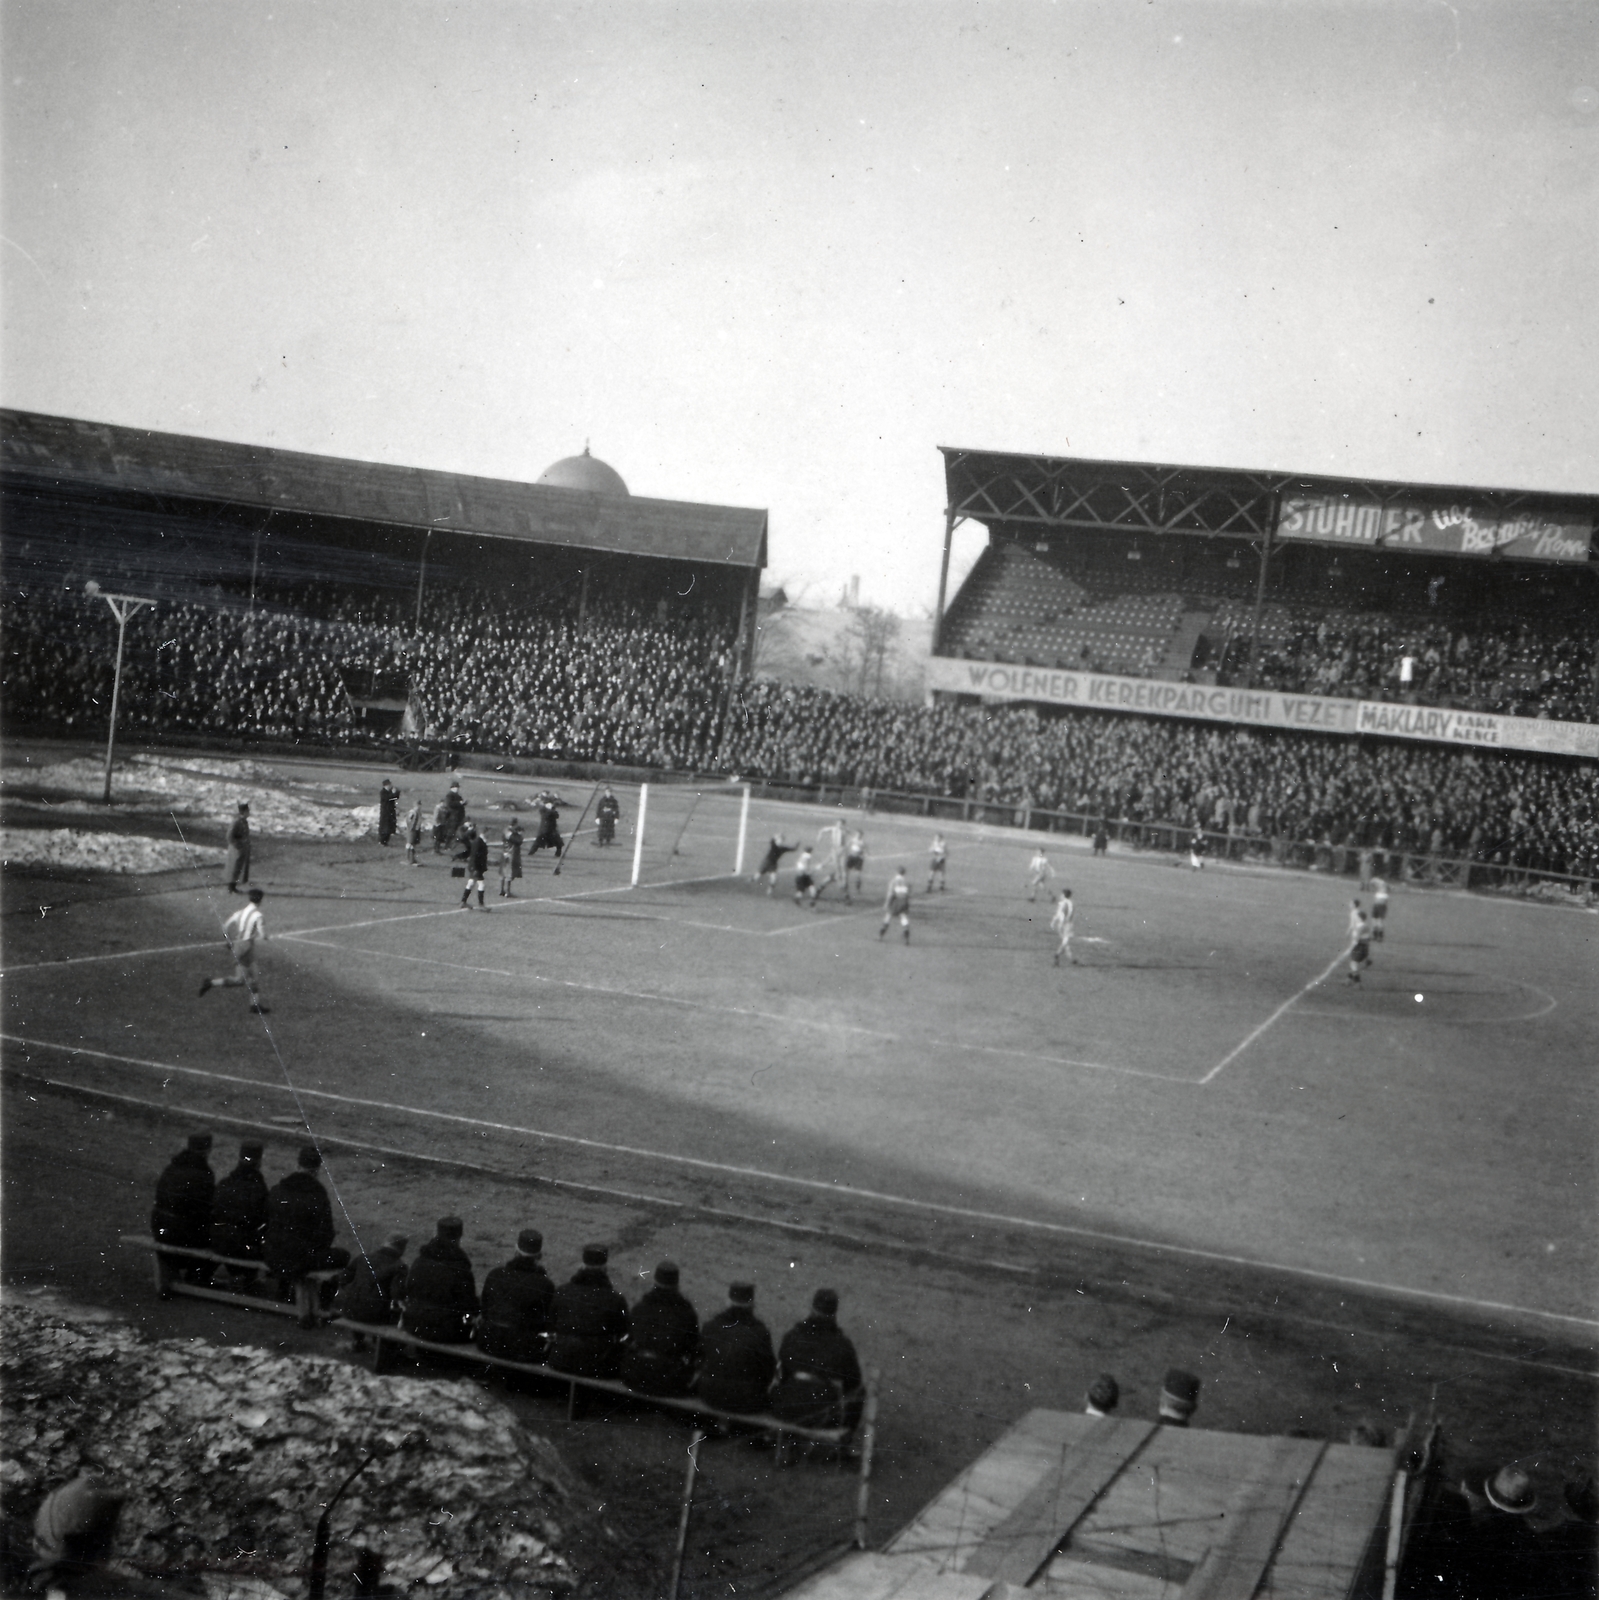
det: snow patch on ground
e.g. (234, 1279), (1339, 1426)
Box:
(0, 828), (225, 874)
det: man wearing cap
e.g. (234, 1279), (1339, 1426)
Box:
(263, 1145), (350, 1296)
(378, 778), (400, 847)
(477, 1229), (555, 1363)
(333, 1233), (410, 1331)
(401, 1217), (479, 1344)
(547, 1245), (630, 1378)
(1158, 1369), (1200, 1427)
(209, 1139), (269, 1280)
(224, 801), (251, 892)
(1084, 1374), (1120, 1418)
(771, 1289), (864, 1432)
(459, 823), (491, 911)
(697, 1283), (777, 1416)
(622, 1262), (700, 1397)
(151, 1132), (216, 1283)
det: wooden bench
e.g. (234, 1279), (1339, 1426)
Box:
(121, 1235), (343, 1329)
(330, 1318), (866, 1466)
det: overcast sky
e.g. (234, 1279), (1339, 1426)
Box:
(3, 1), (1595, 612)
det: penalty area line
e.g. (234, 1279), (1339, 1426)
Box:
(1201, 947), (1350, 1084)
(4, 1030), (1595, 1337)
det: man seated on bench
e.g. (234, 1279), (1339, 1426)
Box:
(547, 1244), (629, 1379)
(697, 1282), (776, 1417)
(263, 1145), (351, 1302)
(476, 1228), (553, 1363)
(332, 1231), (410, 1336)
(621, 1260), (700, 1398)
(401, 1216), (478, 1344)
(151, 1132), (216, 1284)
(208, 1139), (268, 1287)
(770, 1288), (864, 1434)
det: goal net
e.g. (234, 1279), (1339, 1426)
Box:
(627, 780), (752, 887)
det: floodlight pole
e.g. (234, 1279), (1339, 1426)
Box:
(1245, 519), (1276, 690)
(87, 584), (154, 803)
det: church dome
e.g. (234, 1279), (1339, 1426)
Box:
(536, 446), (629, 497)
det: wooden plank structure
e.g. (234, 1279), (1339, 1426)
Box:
(121, 1233), (342, 1329)
(784, 1410), (1396, 1600)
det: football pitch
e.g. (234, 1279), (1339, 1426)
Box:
(4, 753), (1595, 1341)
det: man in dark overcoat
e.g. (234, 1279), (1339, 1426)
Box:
(377, 779), (400, 846)
(224, 803), (251, 892)
(530, 792), (564, 859)
(621, 1260), (700, 1396)
(595, 787), (621, 846)
(697, 1282), (776, 1415)
(263, 1145), (350, 1293)
(459, 823), (491, 910)
(476, 1228), (554, 1362)
(208, 1139), (269, 1279)
(546, 1244), (629, 1378)
(401, 1216), (478, 1343)
(770, 1288), (865, 1431)
(333, 1232), (409, 1326)
(151, 1131), (215, 1282)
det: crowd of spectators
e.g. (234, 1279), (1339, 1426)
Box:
(4, 574), (1596, 881)
(1247, 611), (1599, 721)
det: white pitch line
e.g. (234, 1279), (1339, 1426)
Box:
(6, 1031), (1594, 1336)
(1200, 948), (1351, 1084)
(0, 939), (214, 974)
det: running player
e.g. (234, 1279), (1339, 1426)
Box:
(1345, 899), (1372, 984)
(926, 832), (948, 893)
(1369, 875), (1389, 941)
(793, 847), (818, 908)
(1050, 888), (1076, 966)
(199, 888), (269, 1014)
(879, 867), (911, 942)
(753, 834), (798, 894)
(1026, 847), (1055, 902)
(843, 827), (867, 904)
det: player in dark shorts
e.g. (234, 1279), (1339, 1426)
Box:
(793, 847), (818, 908)
(754, 835), (797, 894)
(843, 828), (866, 904)
(1345, 900), (1372, 983)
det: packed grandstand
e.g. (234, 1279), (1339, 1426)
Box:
(2, 413), (1596, 886)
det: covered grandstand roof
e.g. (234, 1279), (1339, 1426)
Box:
(940, 445), (1597, 559)
(1, 409), (766, 571)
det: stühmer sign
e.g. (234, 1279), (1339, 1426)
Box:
(1276, 496), (1592, 564)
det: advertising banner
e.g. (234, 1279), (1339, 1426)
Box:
(1276, 495), (1592, 564)
(925, 656), (1359, 734)
(926, 656), (1599, 757)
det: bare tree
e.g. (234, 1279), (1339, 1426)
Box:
(842, 605), (903, 698)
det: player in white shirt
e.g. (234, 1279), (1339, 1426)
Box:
(843, 828), (867, 904)
(1345, 899), (1373, 984)
(1369, 876), (1389, 941)
(793, 847), (819, 908)
(879, 867), (912, 943)
(926, 832), (948, 893)
(1050, 888), (1077, 966)
(199, 888), (269, 1013)
(1026, 848), (1055, 902)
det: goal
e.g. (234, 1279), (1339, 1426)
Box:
(627, 780), (753, 887)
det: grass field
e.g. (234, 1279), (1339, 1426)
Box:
(4, 750), (1595, 1336)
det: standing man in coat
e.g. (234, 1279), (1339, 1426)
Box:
(377, 778), (400, 846)
(401, 1216), (479, 1344)
(498, 818), (524, 899)
(208, 1139), (269, 1283)
(595, 787), (621, 846)
(477, 1229), (555, 1362)
(224, 802), (251, 892)
(697, 1282), (776, 1415)
(622, 1261), (700, 1397)
(771, 1288), (865, 1432)
(460, 823), (491, 910)
(263, 1145), (350, 1297)
(151, 1132), (216, 1283)
(547, 1244), (630, 1378)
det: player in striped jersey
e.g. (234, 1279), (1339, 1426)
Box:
(199, 888), (270, 1013)
(879, 868), (911, 943)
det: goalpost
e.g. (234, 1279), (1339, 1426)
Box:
(629, 780), (752, 888)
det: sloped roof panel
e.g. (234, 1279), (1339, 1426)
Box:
(1, 409), (766, 570)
